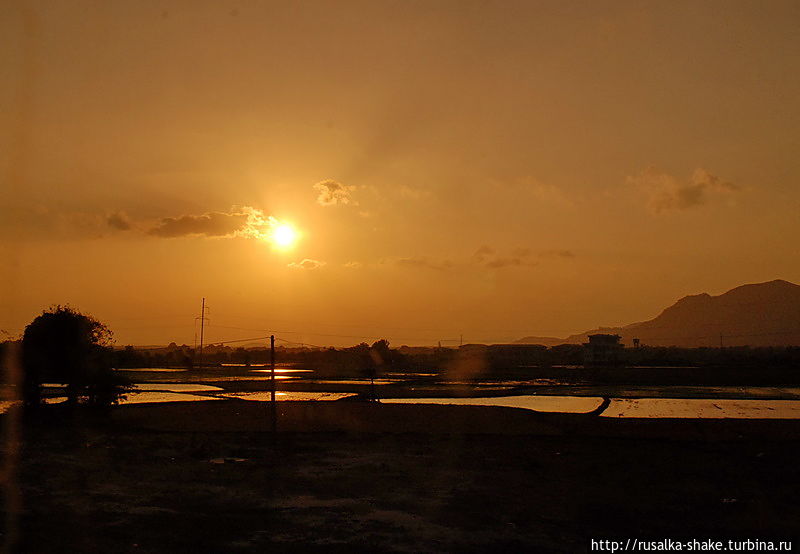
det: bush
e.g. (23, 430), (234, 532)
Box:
(22, 306), (132, 409)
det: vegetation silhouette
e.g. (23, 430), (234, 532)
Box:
(22, 306), (132, 409)
(104, 340), (800, 387)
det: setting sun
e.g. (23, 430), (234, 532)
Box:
(271, 223), (299, 250)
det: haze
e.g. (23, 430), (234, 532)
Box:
(2, 1), (799, 346)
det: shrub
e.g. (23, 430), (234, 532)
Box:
(22, 306), (132, 409)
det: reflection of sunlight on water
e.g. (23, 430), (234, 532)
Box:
(383, 395), (800, 418)
(310, 379), (403, 385)
(120, 392), (223, 404)
(43, 396), (68, 404)
(382, 395), (603, 413)
(602, 398), (800, 419)
(441, 380), (559, 386)
(132, 375), (298, 383)
(118, 368), (187, 373)
(134, 384), (223, 392)
(0, 400), (20, 413)
(250, 369), (314, 373)
(604, 385), (800, 399)
(175, 375), (297, 382)
(222, 391), (357, 401)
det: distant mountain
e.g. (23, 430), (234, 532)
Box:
(517, 280), (800, 347)
(512, 336), (565, 347)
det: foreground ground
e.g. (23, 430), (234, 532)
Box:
(2, 400), (799, 552)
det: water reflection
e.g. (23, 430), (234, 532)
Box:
(309, 379), (404, 385)
(134, 384), (223, 392)
(382, 395), (603, 413)
(0, 401), (19, 413)
(222, 391), (356, 401)
(120, 392), (223, 404)
(127, 375), (297, 383)
(44, 396), (68, 404)
(250, 369), (314, 373)
(603, 398), (800, 419)
(118, 368), (187, 373)
(382, 395), (800, 418)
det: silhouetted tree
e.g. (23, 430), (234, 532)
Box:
(364, 340), (393, 401)
(22, 306), (132, 409)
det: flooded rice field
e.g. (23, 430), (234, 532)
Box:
(7, 366), (799, 419)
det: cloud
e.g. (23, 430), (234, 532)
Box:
(314, 179), (356, 206)
(148, 211), (249, 238)
(343, 261), (363, 269)
(473, 245), (540, 269)
(396, 256), (453, 271)
(691, 168), (739, 193)
(495, 176), (576, 207)
(147, 207), (285, 241)
(386, 246), (573, 273)
(473, 245), (495, 263)
(539, 249), (575, 259)
(107, 211), (132, 231)
(529, 182), (575, 207)
(484, 257), (531, 269)
(627, 167), (739, 213)
(288, 258), (326, 270)
(398, 184), (432, 200)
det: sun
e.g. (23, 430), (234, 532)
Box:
(271, 223), (299, 250)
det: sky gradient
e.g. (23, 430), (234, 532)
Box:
(3, 0), (799, 346)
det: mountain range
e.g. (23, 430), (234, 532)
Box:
(515, 279), (800, 347)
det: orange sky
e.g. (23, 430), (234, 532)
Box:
(2, 1), (799, 346)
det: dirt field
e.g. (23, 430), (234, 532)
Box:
(3, 400), (799, 553)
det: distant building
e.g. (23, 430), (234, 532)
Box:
(583, 334), (623, 367)
(486, 344), (549, 367)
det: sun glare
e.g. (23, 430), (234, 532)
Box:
(272, 223), (298, 250)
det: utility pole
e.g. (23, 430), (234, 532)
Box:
(197, 298), (209, 368)
(270, 335), (276, 435)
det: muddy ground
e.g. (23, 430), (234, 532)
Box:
(2, 400), (799, 553)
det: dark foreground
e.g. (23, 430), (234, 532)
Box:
(2, 400), (799, 553)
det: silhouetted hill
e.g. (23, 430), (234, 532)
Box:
(526, 280), (800, 347)
(512, 336), (565, 347)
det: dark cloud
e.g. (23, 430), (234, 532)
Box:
(396, 256), (453, 271)
(474, 246), (538, 269)
(485, 257), (530, 269)
(148, 211), (249, 238)
(314, 179), (356, 206)
(395, 247), (570, 272)
(107, 211), (132, 231)
(628, 167), (740, 213)
(473, 245), (495, 263)
(539, 249), (575, 259)
(288, 258), (326, 270)
(692, 168), (739, 193)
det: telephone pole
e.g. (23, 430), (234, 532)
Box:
(196, 298), (209, 368)
(270, 335), (277, 435)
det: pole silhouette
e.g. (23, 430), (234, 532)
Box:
(270, 335), (276, 435)
(197, 297), (208, 368)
